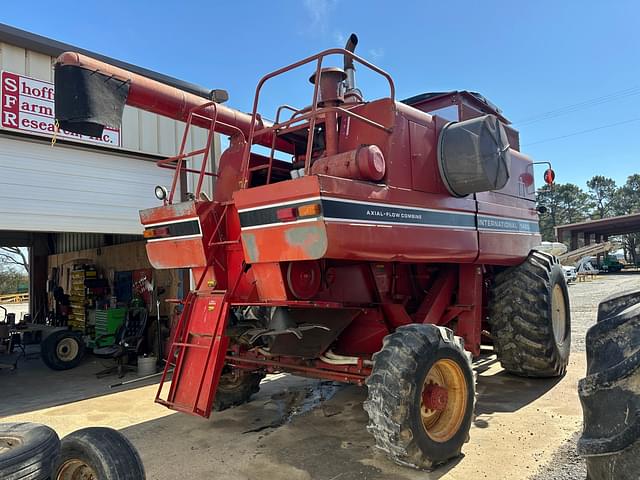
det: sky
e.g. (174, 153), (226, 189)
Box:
(2, 0), (639, 189)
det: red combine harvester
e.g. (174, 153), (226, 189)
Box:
(54, 35), (570, 469)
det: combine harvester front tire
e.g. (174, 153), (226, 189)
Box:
(364, 324), (475, 470)
(213, 368), (265, 411)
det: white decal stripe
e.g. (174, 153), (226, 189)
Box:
(322, 196), (476, 217)
(238, 196), (475, 218)
(323, 217), (477, 230)
(477, 230), (539, 235)
(237, 196), (322, 213)
(239, 218), (538, 232)
(144, 216), (201, 228)
(240, 217), (322, 231)
(146, 233), (203, 243)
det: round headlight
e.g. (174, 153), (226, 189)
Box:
(154, 185), (168, 201)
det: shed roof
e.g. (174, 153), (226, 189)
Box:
(555, 212), (640, 238)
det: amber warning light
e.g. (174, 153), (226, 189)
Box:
(276, 203), (322, 222)
(143, 227), (169, 239)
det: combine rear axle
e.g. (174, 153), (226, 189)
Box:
(227, 351), (371, 385)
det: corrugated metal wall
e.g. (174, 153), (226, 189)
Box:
(0, 41), (220, 235)
(0, 135), (178, 234)
(52, 232), (141, 254)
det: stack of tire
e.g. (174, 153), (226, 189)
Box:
(578, 289), (640, 480)
(0, 423), (145, 479)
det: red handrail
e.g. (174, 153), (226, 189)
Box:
(240, 48), (395, 188)
(157, 102), (245, 204)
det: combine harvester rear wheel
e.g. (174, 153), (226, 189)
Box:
(489, 250), (571, 377)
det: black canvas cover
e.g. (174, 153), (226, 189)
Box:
(54, 65), (130, 138)
(437, 114), (511, 197)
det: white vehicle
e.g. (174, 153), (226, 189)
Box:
(536, 242), (569, 257)
(563, 265), (578, 283)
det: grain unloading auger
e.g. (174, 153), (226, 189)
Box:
(54, 35), (571, 469)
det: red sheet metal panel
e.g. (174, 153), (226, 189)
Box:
(252, 262), (288, 301)
(157, 292), (229, 417)
(475, 149), (540, 264)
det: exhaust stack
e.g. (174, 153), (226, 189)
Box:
(343, 34), (363, 102)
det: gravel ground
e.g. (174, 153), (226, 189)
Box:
(530, 273), (640, 479)
(530, 433), (587, 480)
(569, 273), (640, 353)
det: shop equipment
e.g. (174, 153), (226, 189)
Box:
(94, 307), (149, 378)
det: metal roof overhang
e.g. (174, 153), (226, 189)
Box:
(555, 212), (640, 239)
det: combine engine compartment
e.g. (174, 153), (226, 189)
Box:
(53, 34), (566, 470)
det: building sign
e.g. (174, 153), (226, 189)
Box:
(1, 71), (121, 147)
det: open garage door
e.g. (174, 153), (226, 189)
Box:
(0, 135), (175, 234)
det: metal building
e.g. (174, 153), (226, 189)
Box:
(0, 23), (218, 320)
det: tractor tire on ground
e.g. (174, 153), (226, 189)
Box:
(488, 250), (570, 377)
(364, 324), (475, 470)
(0, 422), (60, 480)
(578, 289), (640, 480)
(54, 427), (145, 480)
(40, 330), (85, 371)
(213, 368), (266, 411)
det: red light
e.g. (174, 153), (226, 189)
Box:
(277, 207), (297, 222)
(544, 168), (556, 185)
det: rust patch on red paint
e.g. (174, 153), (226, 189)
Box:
(239, 221), (328, 263)
(242, 233), (260, 263)
(140, 201), (197, 225)
(284, 225), (327, 259)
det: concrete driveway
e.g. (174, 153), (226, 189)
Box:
(2, 274), (639, 479)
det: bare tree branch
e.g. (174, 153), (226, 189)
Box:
(0, 247), (29, 273)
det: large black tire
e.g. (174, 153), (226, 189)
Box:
(0, 422), (60, 480)
(54, 427), (145, 480)
(213, 368), (265, 411)
(40, 330), (85, 371)
(364, 324), (475, 470)
(578, 289), (640, 480)
(488, 250), (570, 377)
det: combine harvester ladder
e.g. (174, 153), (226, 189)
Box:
(155, 106), (238, 418)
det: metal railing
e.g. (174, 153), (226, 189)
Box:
(240, 48), (395, 188)
(0, 293), (29, 304)
(157, 102), (246, 204)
